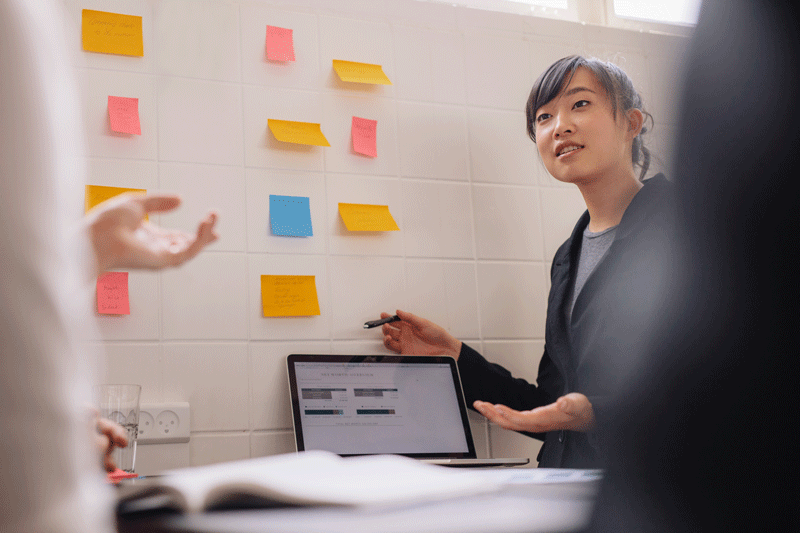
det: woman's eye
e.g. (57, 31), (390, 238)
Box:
(536, 113), (551, 123)
(573, 100), (590, 109)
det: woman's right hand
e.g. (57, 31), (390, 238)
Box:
(381, 310), (462, 359)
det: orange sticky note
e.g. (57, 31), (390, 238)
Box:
(338, 203), (399, 232)
(97, 272), (130, 315)
(261, 275), (321, 317)
(351, 117), (377, 157)
(266, 25), (295, 61)
(82, 9), (144, 57)
(332, 60), (392, 85)
(85, 185), (147, 216)
(108, 96), (141, 135)
(268, 119), (330, 147)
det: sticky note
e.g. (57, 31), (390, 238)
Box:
(108, 96), (141, 135)
(85, 185), (147, 216)
(338, 203), (399, 232)
(82, 9), (144, 57)
(351, 117), (377, 157)
(266, 25), (295, 61)
(270, 195), (313, 237)
(268, 119), (330, 147)
(261, 275), (321, 317)
(97, 272), (130, 315)
(332, 60), (392, 85)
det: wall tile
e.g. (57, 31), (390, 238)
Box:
(135, 443), (190, 475)
(94, 271), (160, 341)
(477, 262), (547, 339)
(64, 0), (154, 73)
(245, 168), (327, 255)
(100, 342), (162, 404)
(397, 102), (468, 181)
(251, 431), (297, 457)
(481, 340), (546, 385)
(242, 85), (325, 172)
(240, 6), (321, 88)
(159, 163), (247, 252)
(472, 185), (544, 261)
(85, 158), (158, 192)
(464, 32), (532, 111)
(489, 424), (543, 465)
(163, 343), (249, 431)
(404, 260), (480, 340)
(318, 15), (395, 96)
(157, 77), (243, 166)
(161, 252), (248, 340)
(328, 256), (406, 340)
(154, 0), (241, 82)
(250, 341), (332, 431)
(248, 254), (331, 341)
(393, 26), (466, 105)
(539, 186), (586, 261)
(321, 93), (399, 176)
(468, 108), (538, 185)
(191, 433), (251, 466)
(326, 175), (403, 257)
(77, 69), (157, 160)
(401, 180), (473, 259)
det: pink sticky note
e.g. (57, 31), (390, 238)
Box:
(351, 116), (377, 158)
(107, 96), (141, 135)
(266, 25), (295, 62)
(97, 272), (130, 315)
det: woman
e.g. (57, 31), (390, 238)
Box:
(380, 55), (675, 468)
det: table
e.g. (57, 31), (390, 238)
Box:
(116, 481), (598, 533)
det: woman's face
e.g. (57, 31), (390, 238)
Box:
(533, 67), (635, 186)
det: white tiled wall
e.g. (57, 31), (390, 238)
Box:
(70, 0), (688, 473)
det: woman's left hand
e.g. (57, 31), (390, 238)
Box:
(473, 393), (596, 433)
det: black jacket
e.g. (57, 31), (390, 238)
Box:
(457, 174), (675, 468)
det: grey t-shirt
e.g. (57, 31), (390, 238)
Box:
(569, 224), (618, 320)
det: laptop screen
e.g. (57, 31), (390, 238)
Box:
(287, 355), (477, 458)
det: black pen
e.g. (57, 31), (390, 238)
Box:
(363, 315), (400, 329)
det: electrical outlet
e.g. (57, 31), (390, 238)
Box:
(138, 402), (190, 444)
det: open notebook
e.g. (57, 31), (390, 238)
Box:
(287, 354), (529, 467)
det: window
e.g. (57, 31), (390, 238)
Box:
(612, 0), (701, 26)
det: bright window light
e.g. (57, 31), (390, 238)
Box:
(506, 0), (568, 8)
(613, 0), (701, 25)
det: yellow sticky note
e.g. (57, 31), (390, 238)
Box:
(82, 10), (144, 57)
(268, 119), (330, 147)
(85, 185), (147, 219)
(261, 275), (321, 317)
(332, 60), (392, 85)
(338, 203), (399, 232)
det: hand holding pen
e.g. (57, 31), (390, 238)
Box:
(365, 310), (462, 359)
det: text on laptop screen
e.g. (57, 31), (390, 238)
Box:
(294, 361), (470, 455)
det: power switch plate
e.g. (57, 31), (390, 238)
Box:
(138, 402), (190, 444)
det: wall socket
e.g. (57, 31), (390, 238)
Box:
(138, 402), (190, 444)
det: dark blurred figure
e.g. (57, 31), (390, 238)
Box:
(586, 0), (800, 531)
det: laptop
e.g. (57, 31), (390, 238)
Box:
(287, 354), (529, 467)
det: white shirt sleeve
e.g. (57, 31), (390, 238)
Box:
(1, 1), (114, 532)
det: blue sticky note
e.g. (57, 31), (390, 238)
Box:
(269, 195), (313, 237)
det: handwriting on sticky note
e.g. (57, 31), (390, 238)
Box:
(270, 195), (313, 237)
(332, 60), (392, 85)
(261, 275), (321, 317)
(338, 203), (399, 232)
(82, 9), (144, 57)
(85, 185), (147, 218)
(268, 119), (330, 147)
(351, 117), (377, 157)
(108, 96), (141, 135)
(266, 25), (295, 61)
(97, 272), (130, 315)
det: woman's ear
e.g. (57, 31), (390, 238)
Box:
(626, 109), (644, 139)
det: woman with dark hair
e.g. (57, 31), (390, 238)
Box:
(380, 55), (675, 468)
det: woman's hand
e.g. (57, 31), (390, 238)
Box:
(86, 193), (218, 275)
(381, 309), (462, 359)
(473, 393), (596, 433)
(95, 417), (129, 472)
